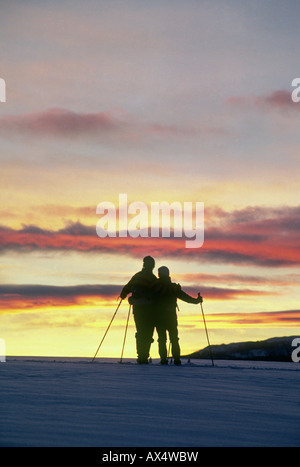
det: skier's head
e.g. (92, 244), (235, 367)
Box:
(158, 266), (170, 278)
(143, 256), (155, 271)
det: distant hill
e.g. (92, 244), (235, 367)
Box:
(185, 336), (299, 362)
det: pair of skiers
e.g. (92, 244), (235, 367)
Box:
(120, 256), (203, 365)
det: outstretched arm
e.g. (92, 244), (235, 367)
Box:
(120, 283), (131, 299)
(177, 288), (203, 304)
(120, 275), (137, 299)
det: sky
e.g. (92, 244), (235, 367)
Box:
(0, 0), (299, 357)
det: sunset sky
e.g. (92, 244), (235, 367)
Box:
(1, 0), (299, 358)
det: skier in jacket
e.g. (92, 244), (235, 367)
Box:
(155, 266), (203, 365)
(120, 256), (157, 364)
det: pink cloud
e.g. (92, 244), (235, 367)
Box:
(263, 90), (293, 108)
(0, 108), (120, 137)
(0, 107), (224, 140)
(227, 89), (297, 111)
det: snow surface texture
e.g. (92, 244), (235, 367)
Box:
(0, 358), (299, 447)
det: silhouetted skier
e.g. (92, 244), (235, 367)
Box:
(155, 266), (202, 365)
(120, 256), (157, 364)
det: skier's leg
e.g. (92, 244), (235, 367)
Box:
(134, 306), (154, 363)
(133, 307), (147, 363)
(157, 326), (168, 362)
(169, 313), (181, 363)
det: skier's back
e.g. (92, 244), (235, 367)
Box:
(120, 256), (157, 364)
(155, 266), (202, 365)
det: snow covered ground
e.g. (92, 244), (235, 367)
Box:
(0, 358), (299, 447)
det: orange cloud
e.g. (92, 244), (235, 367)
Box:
(205, 310), (300, 328)
(2, 285), (299, 333)
(1, 225), (299, 267)
(0, 283), (272, 315)
(0, 284), (120, 313)
(174, 272), (300, 287)
(1, 204), (300, 266)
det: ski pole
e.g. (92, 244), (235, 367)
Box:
(119, 303), (132, 364)
(167, 339), (172, 363)
(91, 298), (123, 362)
(167, 339), (171, 359)
(200, 298), (214, 367)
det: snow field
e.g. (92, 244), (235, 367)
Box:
(0, 358), (299, 447)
